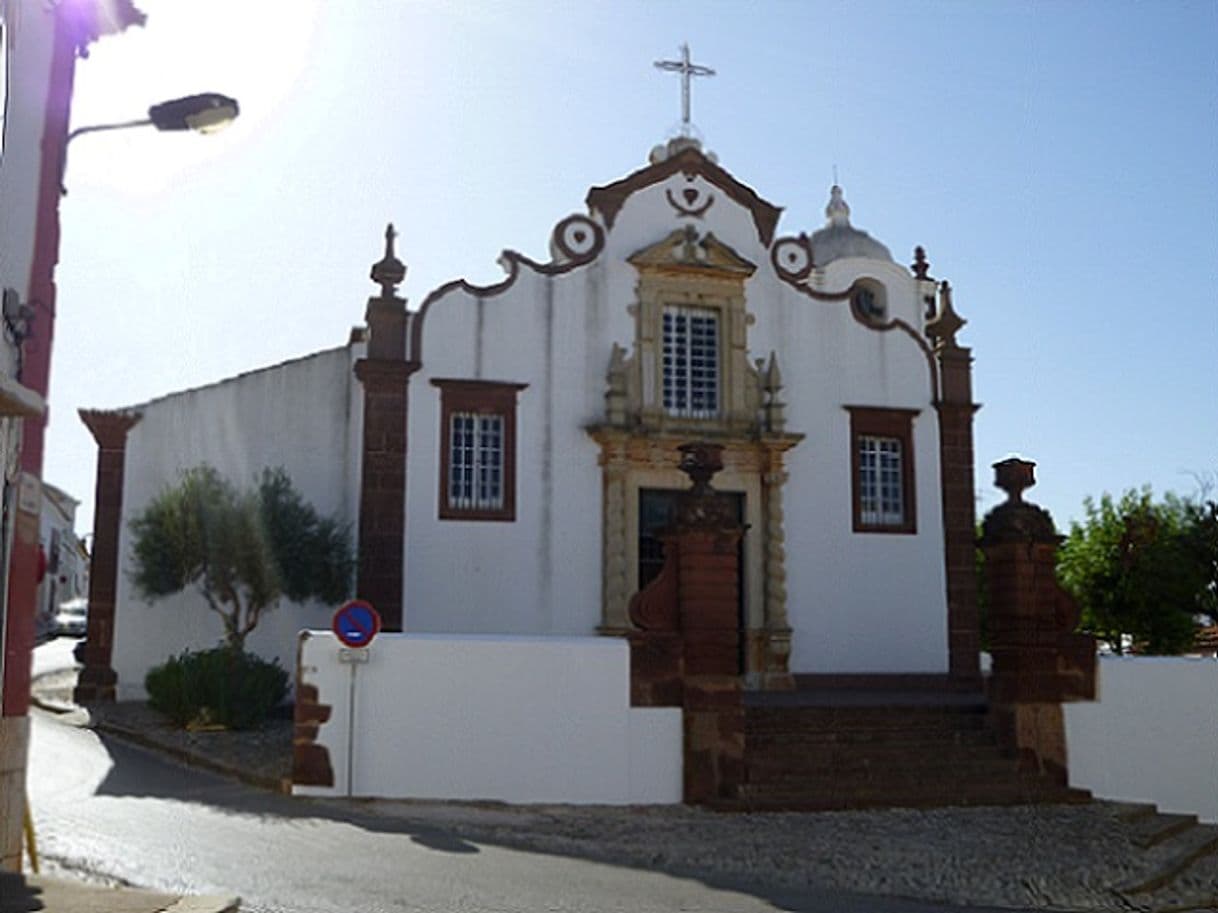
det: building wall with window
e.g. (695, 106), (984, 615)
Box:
(93, 137), (969, 698)
(403, 138), (949, 674)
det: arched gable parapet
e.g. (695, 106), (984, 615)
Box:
(586, 146), (782, 247)
(769, 233), (940, 402)
(409, 214), (605, 365)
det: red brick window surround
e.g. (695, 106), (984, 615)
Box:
(433, 379), (527, 521)
(845, 406), (919, 534)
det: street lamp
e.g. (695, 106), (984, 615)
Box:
(61, 92), (239, 192)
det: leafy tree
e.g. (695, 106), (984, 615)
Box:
(1182, 496), (1218, 626)
(1057, 489), (1205, 655)
(130, 466), (354, 652)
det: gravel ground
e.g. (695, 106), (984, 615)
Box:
(330, 799), (1218, 912)
(33, 668), (1218, 913)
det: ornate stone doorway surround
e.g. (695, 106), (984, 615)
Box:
(586, 225), (801, 688)
(587, 429), (800, 688)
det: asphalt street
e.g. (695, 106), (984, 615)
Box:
(27, 641), (1050, 913)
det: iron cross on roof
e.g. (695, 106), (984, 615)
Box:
(654, 43), (715, 135)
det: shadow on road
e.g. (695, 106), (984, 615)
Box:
(0, 871), (44, 913)
(88, 728), (1043, 913)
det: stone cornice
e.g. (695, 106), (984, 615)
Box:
(78, 409), (141, 449)
(354, 358), (419, 388)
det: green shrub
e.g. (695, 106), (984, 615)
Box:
(145, 647), (288, 730)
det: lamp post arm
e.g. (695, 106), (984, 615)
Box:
(66, 118), (153, 144)
(60, 119), (154, 196)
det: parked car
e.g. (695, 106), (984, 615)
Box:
(54, 597), (87, 638)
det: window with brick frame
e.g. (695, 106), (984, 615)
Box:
(845, 406), (919, 534)
(432, 379), (527, 521)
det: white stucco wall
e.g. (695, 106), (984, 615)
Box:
(766, 260), (948, 674)
(108, 149), (953, 687)
(111, 346), (362, 698)
(405, 266), (616, 636)
(0, 1), (57, 379)
(294, 631), (683, 804)
(405, 160), (948, 674)
(1064, 656), (1218, 822)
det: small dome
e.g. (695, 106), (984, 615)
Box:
(809, 185), (892, 266)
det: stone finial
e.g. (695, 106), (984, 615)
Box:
(673, 223), (708, 265)
(762, 351), (786, 433)
(925, 279), (966, 350)
(825, 185), (851, 225)
(980, 457), (1059, 545)
(994, 457), (1036, 504)
(912, 245), (930, 280)
(675, 442), (738, 531)
(678, 442), (724, 496)
(370, 223), (407, 298)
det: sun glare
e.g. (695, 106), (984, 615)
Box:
(68, 0), (321, 195)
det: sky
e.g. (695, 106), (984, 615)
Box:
(47, 0), (1218, 536)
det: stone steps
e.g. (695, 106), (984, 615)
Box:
(737, 692), (1084, 812)
(727, 779), (1090, 813)
(746, 728), (1001, 750)
(745, 753), (1020, 781)
(1119, 820), (1218, 895)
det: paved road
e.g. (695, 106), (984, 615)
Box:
(27, 642), (1049, 913)
(31, 709), (1051, 913)
(31, 634), (79, 679)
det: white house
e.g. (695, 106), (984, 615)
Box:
(81, 135), (981, 702)
(35, 481), (86, 637)
(0, 0), (145, 871)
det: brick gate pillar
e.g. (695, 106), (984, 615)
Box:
(627, 442), (746, 803)
(980, 458), (1096, 784)
(74, 409), (141, 704)
(354, 225), (417, 633)
(927, 278), (982, 687)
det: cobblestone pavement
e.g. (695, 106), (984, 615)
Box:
(33, 668), (1218, 913)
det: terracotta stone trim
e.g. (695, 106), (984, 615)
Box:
(792, 673), (973, 692)
(431, 379), (527, 522)
(74, 409), (142, 703)
(353, 359), (418, 388)
(410, 216), (604, 367)
(845, 406), (919, 535)
(293, 681), (334, 788)
(586, 146), (782, 246)
(769, 259), (940, 402)
(79, 409), (141, 449)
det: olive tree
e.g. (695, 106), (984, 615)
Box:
(130, 465), (353, 652)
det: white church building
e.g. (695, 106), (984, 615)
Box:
(77, 133), (981, 704)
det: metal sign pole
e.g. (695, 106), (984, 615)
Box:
(338, 646), (370, 797)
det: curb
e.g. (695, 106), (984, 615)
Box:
(92, 719), (288, 794)
(32, 665), (289, 796)
(162, 894), (242, 913)
(30, 692), (78, 715)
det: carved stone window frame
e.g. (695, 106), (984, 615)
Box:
(432, 379), (527, 522)
(845, 406), (919, 535)
(625, 230), (759, 436)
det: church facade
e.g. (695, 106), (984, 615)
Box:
(78, 137), (980, 701)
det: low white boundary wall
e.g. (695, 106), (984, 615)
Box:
(294, 632), (683, 804)
(1065, 656), (1218, 822)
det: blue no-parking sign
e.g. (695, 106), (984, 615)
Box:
(332, 600), (382, 648)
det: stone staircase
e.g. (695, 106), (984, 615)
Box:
(1114, 802), (1218, 902)
(729, 684), (1091, 811)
